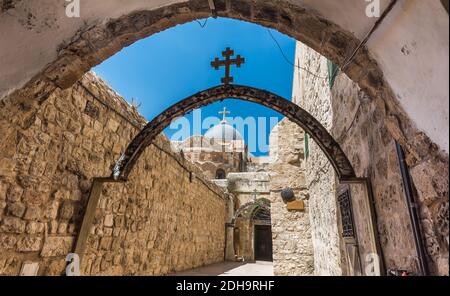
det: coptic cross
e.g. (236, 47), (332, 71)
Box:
(211, 47), (245, 85)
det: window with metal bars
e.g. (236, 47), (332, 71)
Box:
(338, 188), (356, 238)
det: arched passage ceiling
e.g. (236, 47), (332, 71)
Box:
(112, 84), (356, 181)
(0, 0), (448, 153)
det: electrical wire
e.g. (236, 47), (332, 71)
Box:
(195, 16), (330, 81)
(330, 0), (398, 83)
(266, 28), (328, 80)
(195, 18), (209, 28)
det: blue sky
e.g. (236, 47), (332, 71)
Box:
(93, 17), (296, 156)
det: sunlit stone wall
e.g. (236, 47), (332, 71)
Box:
(0, 72), (228, 275)
(294, 41), (448, 276)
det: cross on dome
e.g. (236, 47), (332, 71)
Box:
(219, 107), (230, 122)
(204, 107), (243, 141)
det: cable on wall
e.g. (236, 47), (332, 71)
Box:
(267, 28), (328, 80)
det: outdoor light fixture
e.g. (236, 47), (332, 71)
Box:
(281, 188), (295, 203)
(281, 188), (305, 211)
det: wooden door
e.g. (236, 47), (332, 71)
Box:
(254, 225), (273, 261)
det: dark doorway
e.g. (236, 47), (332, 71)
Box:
(254, 225), (273, 261)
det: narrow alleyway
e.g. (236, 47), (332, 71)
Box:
(173, 261), (274, 276)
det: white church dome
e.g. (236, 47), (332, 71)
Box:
(205, 121), (243, 141)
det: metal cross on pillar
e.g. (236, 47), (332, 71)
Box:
(211, 47), (245, 85)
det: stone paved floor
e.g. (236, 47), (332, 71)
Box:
(173, 261), (274, 276)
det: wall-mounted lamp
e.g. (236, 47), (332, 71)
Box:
(281, 188), (305, 211)
(281, 188), (295, 203)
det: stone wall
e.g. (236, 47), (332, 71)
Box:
(0, 72), (228, 276)
(268, 119), (314, 276)
(329, 70), (416, 275)
(293, 42), (343, 276)
(331, 68), (449, 276)
(1, 0), (448, 158)
(294, 41), (449, 276)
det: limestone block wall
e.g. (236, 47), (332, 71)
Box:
(295, 41), (449, 276)
(292, 44), (342, 276)
(331, 72), (448, 276)
(329, 71), (416, 275)
(0, 72), (228, 276)
(268, 119), (314, 276)
(296, 42), (416, 275)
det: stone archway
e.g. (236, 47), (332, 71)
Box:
(232, 198), (272, 262)
(73, 83), (369, 269)
(3, 0), (447, 166)
(112, 84), (356, 181)
(1, 0), (448, 276)
(234, 198), (271, 224)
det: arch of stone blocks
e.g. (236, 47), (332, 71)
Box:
(1, 0), (448, 276)
(233, 198), (271, 223)
(112, 84), (356, 181)
(4, 0), (445, 173)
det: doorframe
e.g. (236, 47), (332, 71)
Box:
(253, 223), (273, 262)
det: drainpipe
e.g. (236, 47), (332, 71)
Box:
(395, 142), (429, 276)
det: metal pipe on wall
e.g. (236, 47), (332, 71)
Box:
(395, 142), (429, 276)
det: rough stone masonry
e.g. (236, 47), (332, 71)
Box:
(0, 72), (228, 276)
(294, 42), (449, 276)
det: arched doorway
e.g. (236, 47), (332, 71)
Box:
(232, 198), (273, 262)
